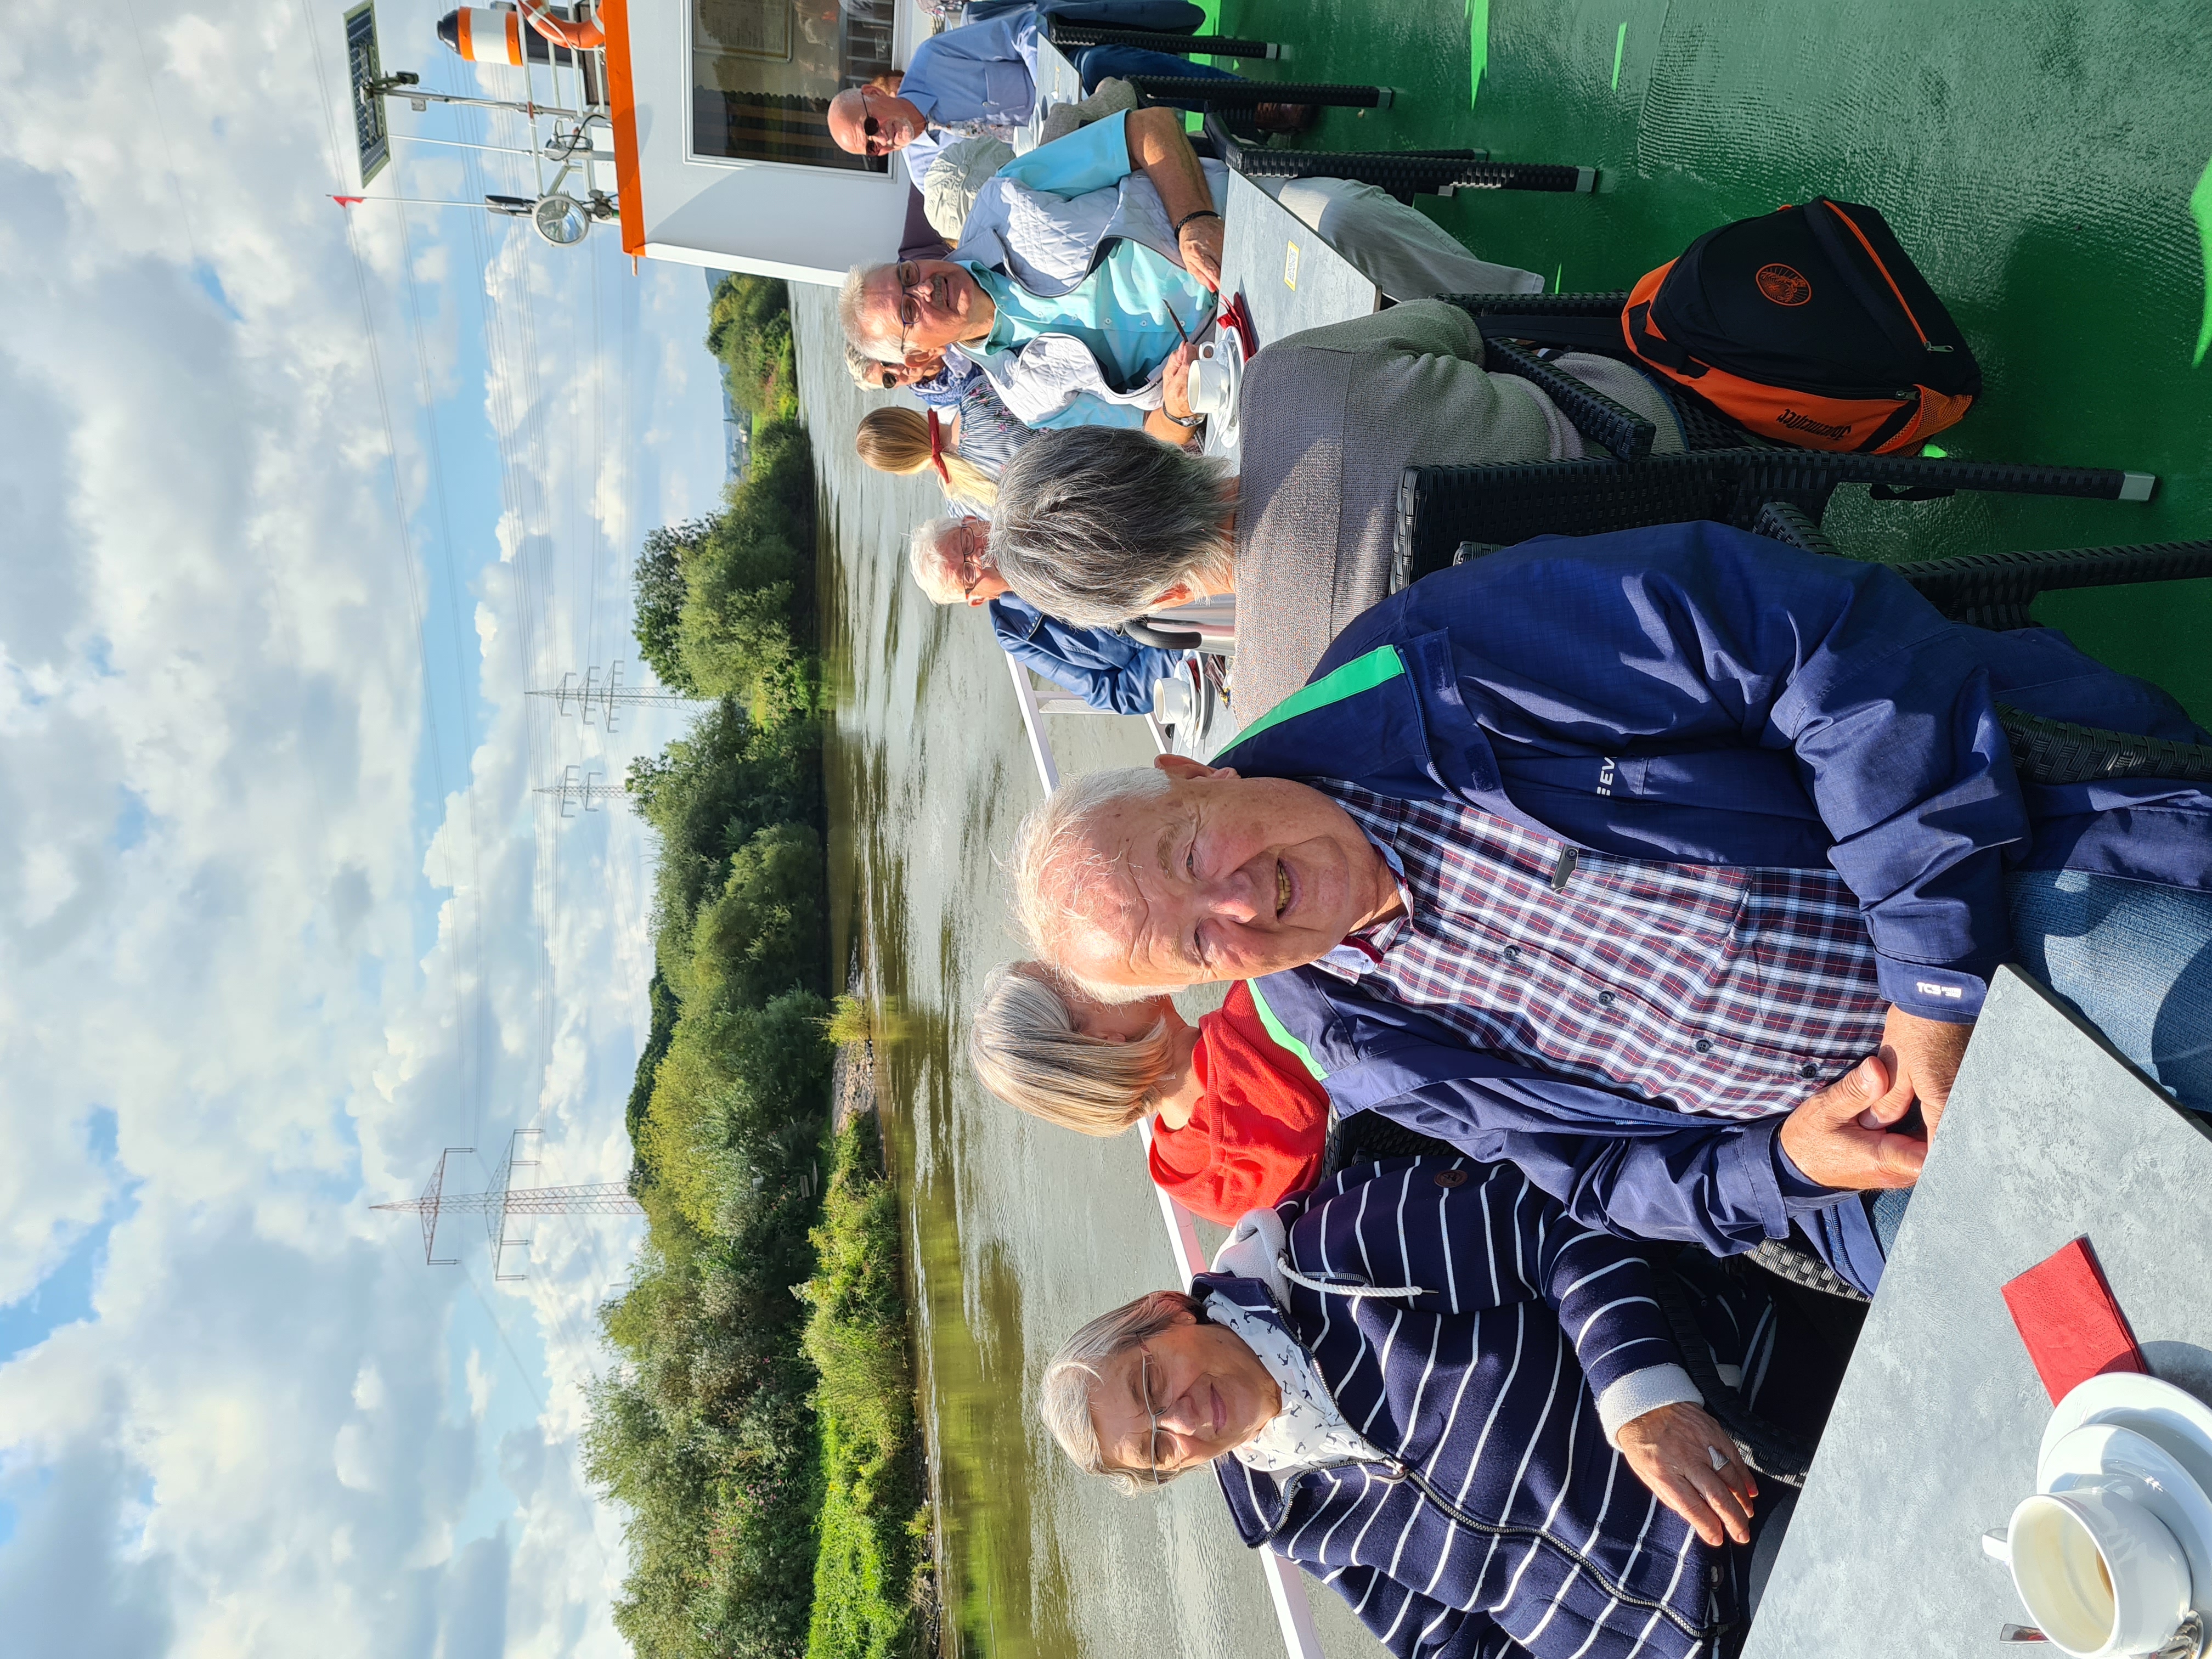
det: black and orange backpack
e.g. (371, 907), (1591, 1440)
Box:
(1618, 198), (1982, 454)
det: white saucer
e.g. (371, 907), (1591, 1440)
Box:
(2044, 1375), (2212, 1506)
(1193, 328), (1244, 446)
(2041, 1423), (2212, 1616)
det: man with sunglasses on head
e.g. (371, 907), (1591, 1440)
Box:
(837, 105), (1543, 447)
(824, 2), (1272, 185)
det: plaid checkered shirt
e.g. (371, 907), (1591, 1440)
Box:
(1311, 781), (1892, 1121)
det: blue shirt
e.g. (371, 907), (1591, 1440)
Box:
(989, 593), (1181, 714)
(1221, 521), (2212, 1296)
(899, 9), (1040, 182)
(969, 247), (1213, 398)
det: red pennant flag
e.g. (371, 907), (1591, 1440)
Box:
(330, 195), (365, 207)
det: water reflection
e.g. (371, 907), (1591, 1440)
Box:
(796, 287), (1377, 1658)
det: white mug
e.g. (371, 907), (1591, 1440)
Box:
(1186, 341), (1237, 418)
(1993, 1485), (2192, 1657)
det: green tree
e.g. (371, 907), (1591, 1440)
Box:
(688, 822), (827, 1009)
(634, 517), (715, 694)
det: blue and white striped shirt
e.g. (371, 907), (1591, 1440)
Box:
(1204, 1157), (1778, 1659)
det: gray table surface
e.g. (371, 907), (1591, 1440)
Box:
(1743, 967), (2212, 1656)
(1204, 170), (1380, 464)
(1022, 37), (1087, 149)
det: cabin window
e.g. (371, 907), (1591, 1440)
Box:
(691, 0), (896, 170)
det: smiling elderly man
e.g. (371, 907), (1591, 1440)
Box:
(1041, 1155), (1841, 1658)
(838, 107), (1544, 447)
(822, 2), (1259, 184)
(1008, 521), (2212, 1293)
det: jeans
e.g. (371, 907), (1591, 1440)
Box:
(1072, 42), (1244, 101)
(1871, 870), (2212, 1257)
(2007, 868), (2212, 1113)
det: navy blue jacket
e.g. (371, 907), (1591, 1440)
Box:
(991, 592), (1182, 715)
(1222, 523), (2212, 1295)
(1203, 1156), (1773, 1659)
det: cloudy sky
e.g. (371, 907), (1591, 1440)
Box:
(0, 1), (729, 1652)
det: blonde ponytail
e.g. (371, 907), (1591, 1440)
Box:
(854, 407), (999, 509)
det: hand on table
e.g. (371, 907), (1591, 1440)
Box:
(1177, 216), (1223, 291)
(1616, 1402), (1758, 1547)
(1878, 1005), (1973, 1135)
(1777, 1052), (1926, 1190)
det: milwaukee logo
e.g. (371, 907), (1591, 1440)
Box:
(1777, 409), (1853, 441)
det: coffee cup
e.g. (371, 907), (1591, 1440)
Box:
(1996, 1484), (2192, 1656)
(1187, 341), (1238, 419)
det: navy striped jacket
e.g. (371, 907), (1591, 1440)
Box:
(1201, 1156), (1767, 1659)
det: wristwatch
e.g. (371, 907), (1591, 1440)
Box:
(1162, 407), (1204, 428)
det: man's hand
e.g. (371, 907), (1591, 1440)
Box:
(1161, 341), (1197, 420)
(1777, 1053), (1926, 1189)
(1177, 216), (1224, 291)
(1879, 1005), (1973, 1135)
(1143, 344), (1203, 446)
(1124, 106), (1221, 291)
(1616, 1402), (1757, 1547)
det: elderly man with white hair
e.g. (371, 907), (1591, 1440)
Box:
(1006, 521), (2212, 1296)
(1041, 1152), (1841, 1657)
(838, 108), (1546, 452)
(908, 516), (1194, 715)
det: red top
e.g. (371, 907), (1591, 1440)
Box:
(1147, 983), (1331, 1226)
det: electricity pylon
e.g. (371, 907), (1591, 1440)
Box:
(374, 1130), (642, 1280)
(536, 764), (627, 816)
(527, 661), (699, 732)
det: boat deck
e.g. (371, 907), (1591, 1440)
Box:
(1195, 0), (2212, 720)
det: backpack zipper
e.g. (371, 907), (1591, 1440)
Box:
(1819, 201), (1946, 354)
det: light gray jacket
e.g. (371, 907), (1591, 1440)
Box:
(1229, 301), (1684, 718)
(947, 120), (1227, 428)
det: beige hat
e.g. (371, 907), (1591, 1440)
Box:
(922, 134), (1018, 243)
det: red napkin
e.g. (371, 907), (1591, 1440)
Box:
(2002, 1236), (2149, 1404)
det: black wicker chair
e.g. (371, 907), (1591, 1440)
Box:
(1200, 115), (1596, 204)
(1045, 18), (1285, 60)
(1317, 1113), (1825, 1483)
(1390, 290), (2159, 582)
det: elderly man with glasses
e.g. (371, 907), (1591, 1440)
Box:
(823, 3), (1266, 183)
(907, 516), (1195, 715)
(837, 106), (1543, 445)
(1042, 1154), (1841, 1658)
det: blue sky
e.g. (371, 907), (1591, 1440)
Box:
(0, 1), (732, 1652)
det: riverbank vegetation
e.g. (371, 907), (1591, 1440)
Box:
(583, 278), (929, 1659)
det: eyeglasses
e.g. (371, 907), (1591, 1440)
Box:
(893, 261), (926, 356)
(1139, 1347), (1166, 1486)
(956, 523), (990, 600)
(861, 90), (891, 155)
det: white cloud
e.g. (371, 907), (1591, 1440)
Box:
(0, 0), (729, 1652)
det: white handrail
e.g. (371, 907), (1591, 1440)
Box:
(1006, 647), (1325, 1659)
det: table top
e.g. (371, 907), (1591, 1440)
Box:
(1204, 170), (1381, 464)
(1022, 36), (1087, 149)
(1742, 967), (2212, 1658)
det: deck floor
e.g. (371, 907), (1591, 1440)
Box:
(1201, 0), (2212, 721)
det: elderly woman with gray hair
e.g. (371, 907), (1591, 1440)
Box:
(1042, 1153), (1839, 1658)
(989, 299), (1686, 717)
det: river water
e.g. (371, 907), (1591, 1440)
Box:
(794, 289), (1381, 1659)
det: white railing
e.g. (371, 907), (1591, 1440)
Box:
(1002, 648), (1327, 1659)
